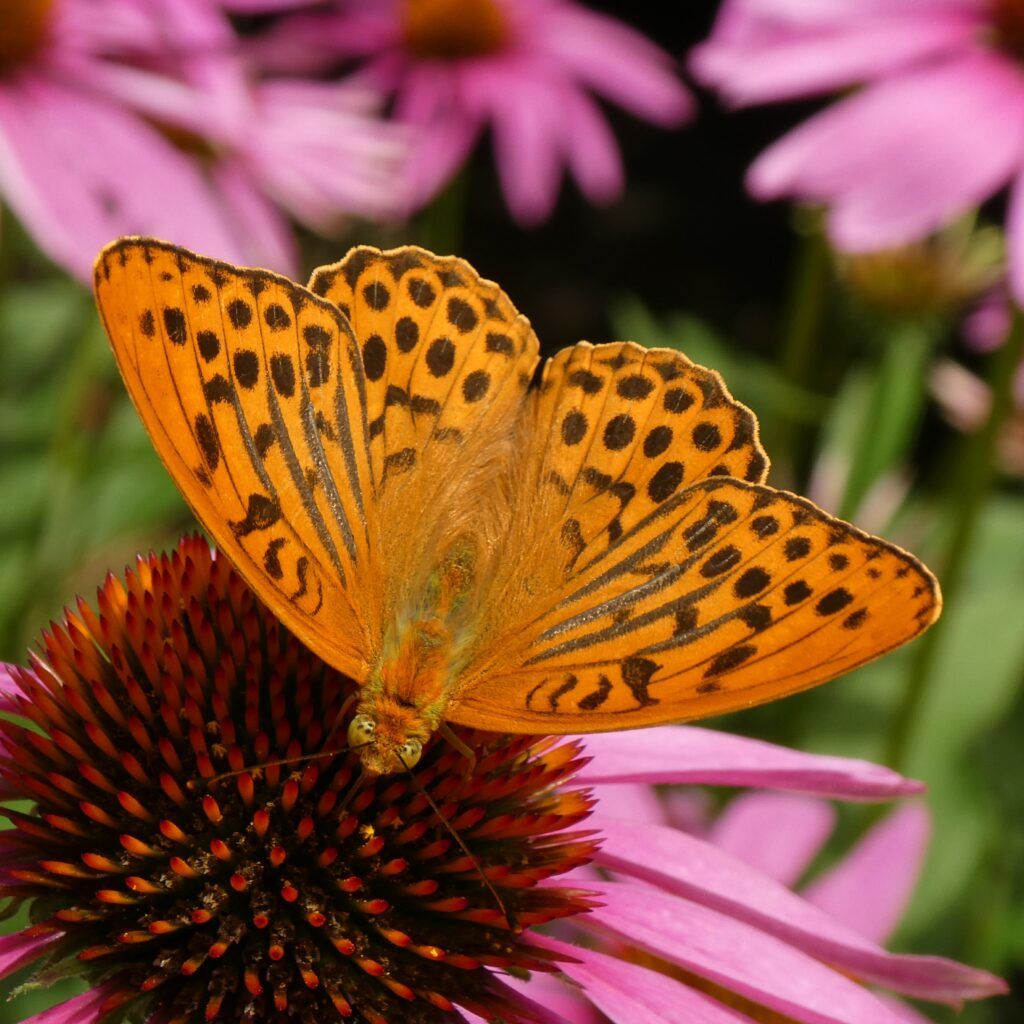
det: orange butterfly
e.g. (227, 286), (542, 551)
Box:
(94, 239), (940, 776)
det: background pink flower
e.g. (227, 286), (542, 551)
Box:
(254, 0), (694, 225)
(690, 0), (1024, 302)
(0, 0), (403, 279)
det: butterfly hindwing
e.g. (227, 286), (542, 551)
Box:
(309, 246), (540, 491)
(94, 238), (376, 676)
(446, 341), (938, 732)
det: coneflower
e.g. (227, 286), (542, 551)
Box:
(0, 536), (594, 1024)
(0, 538), (1005, 1024)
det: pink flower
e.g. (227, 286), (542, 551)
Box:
(690, 0), (1024, 302)
(252, 0), (693, 225)
(0, 0), (402, 279)
(0, 544), (1004, 1024)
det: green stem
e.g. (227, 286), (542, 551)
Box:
(886, 310), (1024, 769)
(839, 318), (937, 521)
(770, 227), (831, 478)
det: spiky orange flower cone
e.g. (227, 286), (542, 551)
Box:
(0, 537), (597, 1024)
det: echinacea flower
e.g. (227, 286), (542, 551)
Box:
(690, 0), (1024, 302)
(0, 0), (402, 280)
(252, 0), (693, 224)
(0, 537), (1004, 1024)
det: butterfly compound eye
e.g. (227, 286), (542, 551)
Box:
(398, 739), (423, 769)
(347, 714), (376, 748)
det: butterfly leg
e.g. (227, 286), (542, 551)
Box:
(439, 722), (477, 779)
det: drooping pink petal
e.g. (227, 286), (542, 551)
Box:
(538, 4), (693, 126)
(0, 662), (30, 709)
(538, 937), (757, 1023)
(396, 63), (480, 211)
(558, 84), (624, 206)
(18, 984), (112, 1024)
(206, 159), (297, 276)
(0, 75), (243, 280)
(500, 968), (602, 1024)
(583, 879), (918, 1024)
(0, 929), (62, 979)
(576, 727), (923, 800)
(749, 52), (1024, 252)
(589, 817), (1005, 1002)
(802, 804), (930, 945)
(473, 59), (565, 225)
(709, 793), (836, 886)
(690, 1), (979, 106)
(591, 782), (667, 824)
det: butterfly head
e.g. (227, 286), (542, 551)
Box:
(347, 703), (431, 776)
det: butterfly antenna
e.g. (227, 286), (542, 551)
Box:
(397, 752), (518, 933)
(206, 696), (361, 787)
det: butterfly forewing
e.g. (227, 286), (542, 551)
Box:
(95, 239), (376, 676)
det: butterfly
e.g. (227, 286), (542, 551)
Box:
(94, 238), (941, 777)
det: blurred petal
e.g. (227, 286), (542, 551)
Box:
(560, 85), (624, 205)
(539, 937), (756, 1023)
(0, 77), (242, 280)
(691, 1), (979, 106)
(583, 880), (916, 1024)
(709, 792), (836, 885)
(749, 53), (1024, 251)
(539, 4), (693, 126)
(590, 816), (1004, 1002)
(476, 61), (564, 224)
(802, 804), (930, 944)
(576, 727), (923, 800)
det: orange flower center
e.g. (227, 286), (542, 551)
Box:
(0, 0), (55, 74)
(402, 0), (508, 59)
(991, 0), (1024, 58)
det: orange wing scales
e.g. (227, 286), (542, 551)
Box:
(94, 239), (376, 676)
(529, 342), (767, 566)
(309, 246), (540, 491)
(449, 477), (938, 733)
(95, 240), (941, 752)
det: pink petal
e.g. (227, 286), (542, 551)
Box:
(537, 4), (693, 127)
(0, 930), (62, 978)
(0, 662), (30, 710)
(206, 159), (297, 276)
(802, 804), (930, 945)
(396, 64), (480, 210)
(709, 793), (836, 886)
(500, 969), (602, 1024)
(473, 60), (564, 225)
(576, 727), (923, 800)
(583, 879), (916, 1024)
(589, 817), (1004, 1002)
(592, 782), (667, 824)
(559, 85), (624, 205)
(538, 937), (756, 1023)
(749, 52), (1024, 251)
(690, 2), (979, 106)
(0, 75), (243, 280)
(19, 985), (111, 1024)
